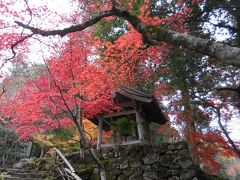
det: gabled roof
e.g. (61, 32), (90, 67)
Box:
(90, 87), (167, 131)
(113, 87), (167, 124)
(113, 88), (153, 103)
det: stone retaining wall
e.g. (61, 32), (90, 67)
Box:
(73, 142), (200, 180)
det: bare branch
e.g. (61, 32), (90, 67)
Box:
(0, 33), (33, 70)
(15, 10), (114, 37)
(0, 85), (6, 99)
(39, 44), (75, 119)
(21, 0), (33, 36)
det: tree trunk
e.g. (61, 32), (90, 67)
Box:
(74, 109), (106, 180)
(182, 91), (200, 166)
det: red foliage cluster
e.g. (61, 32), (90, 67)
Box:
(186, 130), (236, 173)
(0, 32), (116, 140)
(99, 29), (171, 86)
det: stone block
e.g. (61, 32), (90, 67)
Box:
(129, 172), (142, 179)
(159, 155), (172, 167)
(180, 169), (196, 180)
(170, 169), (180, 176)
(168, 144), (176, 150)
(169, 176), (180, 180)
(158, 169), (170, 178)
(177, 149), (189, 158)
(143, 153), (158, 165)
(130, 161), (142, 168)
(178, 160), (193, 169)
(93, 168), (99, 174)
(143, 171), (158, 180)
(120, 160), (129, 169)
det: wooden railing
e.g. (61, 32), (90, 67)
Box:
(53, 147), (82, 180)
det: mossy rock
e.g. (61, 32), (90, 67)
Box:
(34, 158), (55, 171)
(128, 157), (142, 166)
(124, 168), (135, 176)
(103, 158), (118, 167)
(129, 148), (141, 157)
(37, 170), (55, 179)
(121, 148), (130, 156)
(117, 174), (128, 180)
(24, 161), (37, 170)
(75, 164), (94, 175)
(90, 174), (101, 180)
(107, 169), (122, 179)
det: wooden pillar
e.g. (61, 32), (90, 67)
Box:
(26, 141), (33, 158)
(136, 110), (145, 142)
(97, 117), (103, 149)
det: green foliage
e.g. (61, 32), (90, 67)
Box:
(131, 0), (145, 16)
(94, 18), (127, 42)
(111, 117), (136, 137)
(150, 123), (165, 144)
(34, 125), (80, 151)
(0, 124), (27, 165)
(48, 125), (78, 142)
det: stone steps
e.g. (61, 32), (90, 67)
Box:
(0, 167), (52, 179)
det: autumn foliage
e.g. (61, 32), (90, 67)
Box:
(0, 32), (116, 141)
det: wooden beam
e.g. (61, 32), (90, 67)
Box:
(54, 147), (76, 173)
(115, 101), (135, 108)
(97, 117), (103, 149)
(103, 110), (136, 119)
(122, 140), (141, 145)
(100, 140), (142, 147)
(101, 143), (117, 148)
(64, 168), (82, 180)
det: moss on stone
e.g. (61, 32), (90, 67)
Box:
(122, 148), (130, 156)
(124, 168), (135, 176)
(75, 164), (94, 175)
(103, 158), (118, 167)
(34, 158), (55, 171)
(37, 170), (55, 179)
(107, 169), (122, 179)
(90, 174), (101, 180)
(117, 174), (128, 180)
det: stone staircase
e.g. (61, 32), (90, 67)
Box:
(0, 167), (53, 179)
(0, 158), (56, 179)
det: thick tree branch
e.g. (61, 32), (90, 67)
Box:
(15, 10), (114, 37)
(14, 6), (240, 67)
(21, 0), (33, 36)
(216, 85), (240, 97)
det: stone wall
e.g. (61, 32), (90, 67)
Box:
(71, 142), (202, 180)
